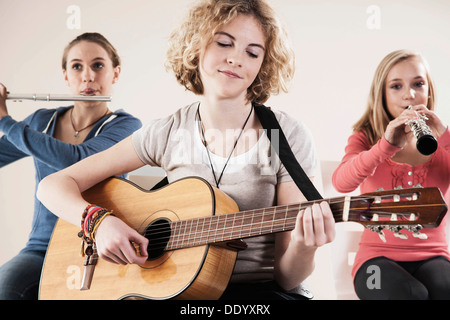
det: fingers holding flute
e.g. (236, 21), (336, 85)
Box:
(0, 83), (8, 119)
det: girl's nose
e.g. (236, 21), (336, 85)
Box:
(227, 50), (242, 67)
(403, 88), (416, 100)
(82, 69), (94, 82)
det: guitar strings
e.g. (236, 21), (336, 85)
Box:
(120, 193), (423, 252)
(140, 200), (350, 240)
(138, 207), (417, 252)
(140, 205), (413, 243)
(136, 194), (421, 251)
(139, 195), (412, 241)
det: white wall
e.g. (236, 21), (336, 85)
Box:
(1, 0), (449, 295)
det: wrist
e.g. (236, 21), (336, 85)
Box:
(436, 124), (448, 139)
(79, 204), (114, 256)
(289, 233), (319, 255)
(0, 114), (12, 133)
(381, 134), (402, 153)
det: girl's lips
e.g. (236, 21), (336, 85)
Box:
(81, 89), (97, 95)
(220, 70), (242, 79)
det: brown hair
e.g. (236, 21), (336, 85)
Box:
(62, 32), (121, 70)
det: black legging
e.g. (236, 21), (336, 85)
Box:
(354, 256), (450, 300)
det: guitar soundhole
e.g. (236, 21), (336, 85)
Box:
(143, 218), (171, 260)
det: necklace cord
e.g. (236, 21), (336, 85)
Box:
(197, 105), (254, 188)
(70, 107), (109, 138)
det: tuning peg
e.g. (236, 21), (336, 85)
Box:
(367, 224), (428, 242)
(407, 225), (428, 240)
(366, 225), (386, 242)
(413, 232), (428, 240)
(393, 231), (408, 239)
(388, 225), (408, 239)
(377, 230), (386, 242)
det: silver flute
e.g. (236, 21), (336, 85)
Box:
(6, 93), (111, 102)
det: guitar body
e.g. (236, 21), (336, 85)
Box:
(40, 175), (447, 299)
(39, 177), (239, 300)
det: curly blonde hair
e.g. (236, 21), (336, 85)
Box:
(353, 49), (436, 146)
(165, 0), (295, 104)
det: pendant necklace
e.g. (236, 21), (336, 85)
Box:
(197, 104), (253, 188)
(70, 107), (109, 138)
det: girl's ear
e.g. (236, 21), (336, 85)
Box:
(63, 69), (69, 86)
(112, 66), (121, 84)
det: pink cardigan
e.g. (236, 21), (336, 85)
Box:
(332, 127), (450, 277)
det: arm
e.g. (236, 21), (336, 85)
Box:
(332, 132), (401, 193)
(0, 84), (30, 167)
(0, 111), (142, 170)
(0, 134), (28, 168)
(434, 117), (450, 172)
(438, 126), (450, 155)
(332, 105), (447, 193)
(37, 136), (148, 265)
(271, 112), (334, 290)
(274, 179), (335, 291)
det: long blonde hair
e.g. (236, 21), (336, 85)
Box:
(353, 49), (436, 146)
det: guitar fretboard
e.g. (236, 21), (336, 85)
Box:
(156, 187), (437, 251)
(166, 202), (314, 250)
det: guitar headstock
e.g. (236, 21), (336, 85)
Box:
(331, 187), (448, 242)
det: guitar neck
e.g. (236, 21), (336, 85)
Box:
(158, 186), (446, 251)
(166, 198), (339, 250)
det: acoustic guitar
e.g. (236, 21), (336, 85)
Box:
(39, 177), (447, 300)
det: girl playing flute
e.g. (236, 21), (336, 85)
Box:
(0, 32), (141, 299)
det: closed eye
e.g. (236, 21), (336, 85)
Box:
(247, 51), (258, 59)
(216, 41), (232, 48)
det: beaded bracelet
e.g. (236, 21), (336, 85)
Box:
(78, 204), (113, 257)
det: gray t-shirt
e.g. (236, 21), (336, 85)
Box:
(132, 102), (317, 286)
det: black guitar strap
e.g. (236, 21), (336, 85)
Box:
(253, 103), (323, 201)
(152, 104), (323, 201)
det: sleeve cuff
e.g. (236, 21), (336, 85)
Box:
(437, 125), (450, 148)
(0, 115), (15, 133)
(379, 135), (402, 156)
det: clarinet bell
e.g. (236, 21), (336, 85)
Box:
(406, 105), (438, 156)
(416, 134), (438, 156)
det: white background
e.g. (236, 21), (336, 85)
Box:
(1, 0), (449, 298)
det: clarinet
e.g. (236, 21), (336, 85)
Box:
(406, 105), (437, 155)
